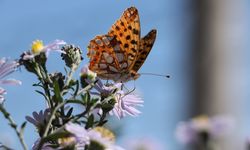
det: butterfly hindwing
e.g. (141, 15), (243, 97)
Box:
(88, 35), (123, 78)
(132, 29), (157, 72)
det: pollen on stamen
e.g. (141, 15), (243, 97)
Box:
(31, 40), (44, 54)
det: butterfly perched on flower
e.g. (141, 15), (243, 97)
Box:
(87, 6), (157, 82)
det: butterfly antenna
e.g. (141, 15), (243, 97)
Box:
(140, 73), (170, 78)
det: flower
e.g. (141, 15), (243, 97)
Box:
(61, 45), (83, 69)
(65, 122), (90, 148)
(26, 109), (51, 136)
(87, 127), (124, 150)
(175, 115), (234, 144)
(0, 57), (21, 104)
(88, 78), (143, 119)
(92, 79), (121, 98)
(22, 39), (66, 60)
(65, 123), (124, 150)
(110, 90), (143, 119)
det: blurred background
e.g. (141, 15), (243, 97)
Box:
(0, 0), (249, 149)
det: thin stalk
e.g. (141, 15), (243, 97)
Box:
(0, 105), (28, 150)
(35, 64), (52, 107)
(65, 68), (74, 87)
(61, 67), (76, 95)
(42, 101), (67, 138)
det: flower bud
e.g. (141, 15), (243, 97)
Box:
(61, 45), (83, 70)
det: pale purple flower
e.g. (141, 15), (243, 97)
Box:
(0, 88), (6, 104)
(26, 109), (50, 130)
(65, 123), (124, 150)
(88, 77), (143, 119)
(175, 115), (234, 144)
(65, 123), (90, 148)
(32, 123), (88, 150)
(0, 57), (21, 103)
(23, 39), (66, 60)
(94, 79), (122, 96)
(110, 90), (143, 119)
(88, 128), (125, 150)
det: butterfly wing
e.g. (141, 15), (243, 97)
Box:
(88, 35), (124, 81)
(132, 29), (157, 72)
(88, 7), (155, 82)
(108, 7), (141, 69)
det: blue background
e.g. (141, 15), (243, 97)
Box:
(0, 0), (195, 149)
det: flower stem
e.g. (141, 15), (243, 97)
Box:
(65, 68), (74, 86)
(0, 105), (28, 150)
(42, 101), (67, 138)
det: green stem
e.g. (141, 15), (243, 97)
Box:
(97, 112), (107, 126)
(35, 64), (52, 107)
(0, 105), (28, 150)
(65, 68), (74, 87)
(37, 101), (68, 150)
(61, 67), (75, 95)
(42, 101), (67, 138)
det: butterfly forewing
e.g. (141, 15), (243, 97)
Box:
(108, 7), (141, 69)
(132, 29), (157, 72)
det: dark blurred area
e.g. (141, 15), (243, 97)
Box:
(189, 0), (249, 149)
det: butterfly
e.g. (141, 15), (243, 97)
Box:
(87, 6), (157, 82)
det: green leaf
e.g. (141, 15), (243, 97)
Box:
(86, 114), (95, 129)
(73, 80), (79, 97)
(82, 92), (90, 105)
(66, 107), (74, 118)
(32, 82), (42, 87)
(35, 90), (47, 100)
(67, 99), (85, 105)
(91, 98), (99, 105)
(20, 121), (27, 135)
(53, 81), (63, 103)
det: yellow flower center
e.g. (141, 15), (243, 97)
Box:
(31, 40), (44, 54)
(58, 136), (76, 146)
(94, 127), (115, 142)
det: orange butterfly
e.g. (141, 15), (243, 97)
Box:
(87, 7), (157, 82)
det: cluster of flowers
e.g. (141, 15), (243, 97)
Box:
(0, 40), (143, 150)
(0, 39), (246, 150)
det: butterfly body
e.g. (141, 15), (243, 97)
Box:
(88, 7), (157, 82)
